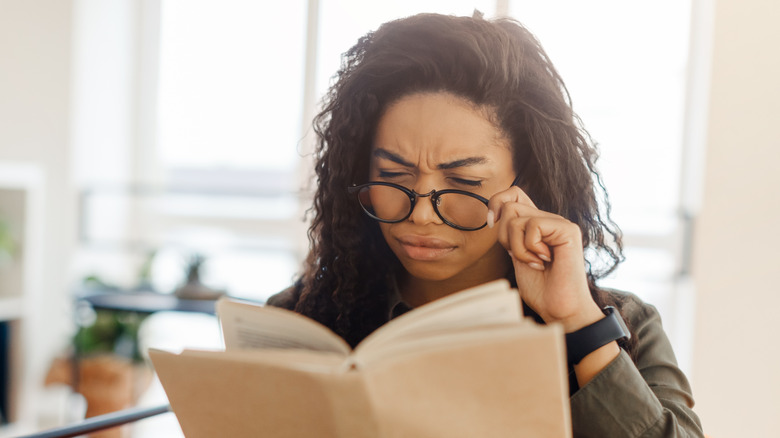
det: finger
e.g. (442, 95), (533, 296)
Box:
(495, 202), (529, 245)
(488, 198), (537, 230)
(495, 205), (572, 262)
(505, 217), (546, 270)
(491, 199), (559, 234)
(493, 202), (554, 262)
(522, 217), (554, 262)
(486, 186), (537, 225)
(508, 251), (545, 273)
(523, 216), (586, 266)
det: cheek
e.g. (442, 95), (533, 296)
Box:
(463, 226), (500, 253)
(377, 223), (398, 251)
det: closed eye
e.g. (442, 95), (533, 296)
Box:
(449, 177), (483, 188)
(377, 170), (409, 179)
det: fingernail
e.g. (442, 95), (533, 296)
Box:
(528, 262), (545, 271)
(537, 253), (551, 262)
(487, 210), (495, 228)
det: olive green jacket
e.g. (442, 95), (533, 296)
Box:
(267, 286), (704, 437)
(567, 291), (703, 437)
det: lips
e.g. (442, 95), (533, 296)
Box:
(396, 235), (456, 261)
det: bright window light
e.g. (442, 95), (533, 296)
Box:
(157, 0), (307, 171)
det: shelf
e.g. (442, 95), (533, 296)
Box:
(0, 162), (45, 430)
(0, 296), (23, 321)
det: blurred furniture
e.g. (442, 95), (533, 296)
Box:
(64, 289), (215, 436)
(0, 163), (45, 434)
(77, 289), (216, 315)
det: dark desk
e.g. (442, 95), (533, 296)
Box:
(77, 289), (217, 315)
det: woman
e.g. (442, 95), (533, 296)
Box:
(268, 12), (704, 437)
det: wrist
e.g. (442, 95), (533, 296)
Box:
(572, 340), (620, 387)
(565, 306), (631, 366)
(558, 303), (605, 333)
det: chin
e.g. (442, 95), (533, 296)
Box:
(396, 258), (462, 282)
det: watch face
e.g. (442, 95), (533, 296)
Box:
(604, 306), (630, 340)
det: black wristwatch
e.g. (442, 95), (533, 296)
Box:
(565, 306), (630, 365)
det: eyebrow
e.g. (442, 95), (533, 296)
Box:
(373, 147), (489, 170)
(436, 156), (488, 170)
(373, 148), (414, 167)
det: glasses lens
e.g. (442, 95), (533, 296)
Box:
(357, 185), (411, 222)
(437, 192), (489, 229)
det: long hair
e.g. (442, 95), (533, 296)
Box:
(294, 13), (632, 353)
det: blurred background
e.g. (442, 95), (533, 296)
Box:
(0, 0), (777, 436)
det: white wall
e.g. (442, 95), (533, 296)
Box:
(691, 0), (780, 436)
(0, 0), (77, 399)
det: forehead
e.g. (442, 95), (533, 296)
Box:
(372, 92), (510, 164)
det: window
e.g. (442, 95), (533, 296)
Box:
(143, 0), (312, 300)
(158, 0), (306, 174)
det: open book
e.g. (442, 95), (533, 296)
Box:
(149, 279), (572, 438)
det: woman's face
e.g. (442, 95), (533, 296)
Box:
(370, 92), (516, 284)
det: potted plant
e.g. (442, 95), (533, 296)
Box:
(174, 253), (225, 300)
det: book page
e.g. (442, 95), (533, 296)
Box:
(353, 322), (526, 368)
(149, 349), (380, 438)
(355, 279), (523, 356)
(217, 298), (351, 355)
(361, 323), (571, 438)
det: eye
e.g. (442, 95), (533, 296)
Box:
(449, 177), (483, 188)
(377, 170), (409, 179)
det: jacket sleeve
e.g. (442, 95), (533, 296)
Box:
(569, 294), (704, 437)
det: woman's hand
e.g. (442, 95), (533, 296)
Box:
(487, 186), (604, 333)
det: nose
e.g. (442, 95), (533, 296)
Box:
(408, 189), (444, 226)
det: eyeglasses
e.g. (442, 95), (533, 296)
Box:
(348, 179), (516, 231)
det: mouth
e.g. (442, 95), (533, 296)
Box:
(396, 235), (456, 261)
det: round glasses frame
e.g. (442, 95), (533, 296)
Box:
(347, 181), (492, 231)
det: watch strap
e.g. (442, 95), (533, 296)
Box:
(565, 306), (630, 365)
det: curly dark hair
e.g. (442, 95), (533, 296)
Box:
(292, 12), (633, 353)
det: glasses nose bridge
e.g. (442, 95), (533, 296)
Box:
(407, 187), (444, 222)
(410, 188), (441, 208)
(411, 188), (436, 198)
